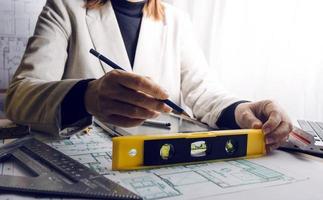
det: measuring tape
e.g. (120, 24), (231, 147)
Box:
(112, 129), (266, 170)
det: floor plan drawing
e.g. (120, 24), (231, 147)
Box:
(0, 37), (28, 89)
(0, 0), (45, 37)
(0, 0), (45, 89)
(48, 126), (306, 200)
(0, 93), (5, 118)
(107, 159), (299, 200)
(0, 125), (308, 200)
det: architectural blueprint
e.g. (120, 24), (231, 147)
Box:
(0, 93), (5, 118)
(0, 0), (45, 89)
(0, 125), (309, 200)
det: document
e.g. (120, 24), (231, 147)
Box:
(0, 0), (45, 89)
(1, 125), (317, 200)
(0, 93), (5, 118)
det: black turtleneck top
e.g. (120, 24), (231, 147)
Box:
(61, 0), (245, 130)
(111, 0), (146, 67)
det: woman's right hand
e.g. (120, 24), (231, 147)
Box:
(84, 70), (172, 127)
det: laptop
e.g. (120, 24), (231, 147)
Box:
(281, 120), (323, 155)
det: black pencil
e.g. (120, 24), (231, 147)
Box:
(89, 48), (190, 117)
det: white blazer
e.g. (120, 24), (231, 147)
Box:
(5, 0), (239, 136)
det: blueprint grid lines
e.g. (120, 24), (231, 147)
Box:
(46, 126), (303, 200)
(0, 0), (45, 90)
(0, 126), (308, 200)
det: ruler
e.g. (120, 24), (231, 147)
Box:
(0, 136), (141, 200)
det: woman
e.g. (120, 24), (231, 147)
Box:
(5, 0), (292, 151)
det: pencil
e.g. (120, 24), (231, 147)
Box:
(89, 48), (190, 117)
(143, 120), (171, 129)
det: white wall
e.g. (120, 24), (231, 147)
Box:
(169, 0), (323, 122)
(1, 0), (322, 122)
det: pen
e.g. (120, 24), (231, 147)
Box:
(89, 48), (190, 117)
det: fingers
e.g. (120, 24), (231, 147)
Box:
(262, 110), (282, 135)
(265, 121), (291, 145)
(236, 105), (263, 129)
(107, 86), (172, 113)
(235, 100), (292, 153)
(88, 71), (171, 128)
(242, 110), (263, 128)
(259, 101), (292, 151)
(107, 70), (169, 100)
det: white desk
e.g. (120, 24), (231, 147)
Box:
(0, 119), (323, 200)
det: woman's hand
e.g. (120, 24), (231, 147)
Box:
(84, 70), (172, 127)
(235, 100), (293, 152)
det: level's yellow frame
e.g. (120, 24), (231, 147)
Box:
(112, 129), (266, 171)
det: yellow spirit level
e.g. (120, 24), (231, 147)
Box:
(112, 129), (266, 170)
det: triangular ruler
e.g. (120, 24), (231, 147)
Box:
(0, 136), (141, 200)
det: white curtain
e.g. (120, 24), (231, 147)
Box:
(168, 0), (323, 122)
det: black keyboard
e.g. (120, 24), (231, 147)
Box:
(298, 120), (323, 142)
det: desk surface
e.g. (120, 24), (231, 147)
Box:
(0, 122), (323, 200)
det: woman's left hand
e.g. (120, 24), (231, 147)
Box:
(234, 100), (293, 152)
